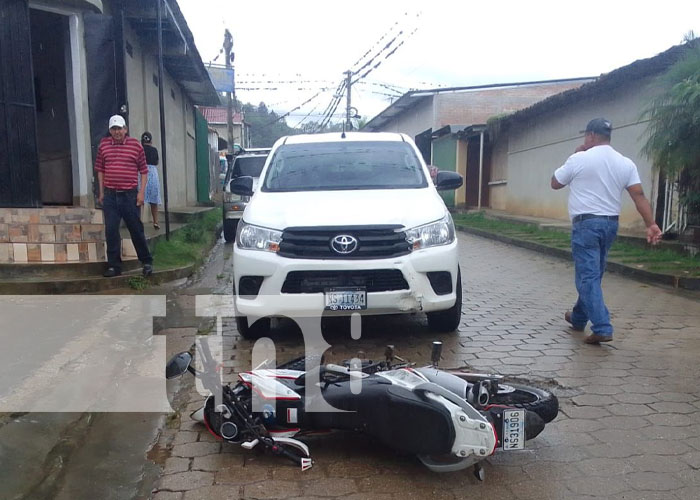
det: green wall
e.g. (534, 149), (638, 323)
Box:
(431, 135), (457, 207)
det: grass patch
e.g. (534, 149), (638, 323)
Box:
(152, 210), (220, 270)
(127, 275), (148, 291)
(454, 211), (700, 277)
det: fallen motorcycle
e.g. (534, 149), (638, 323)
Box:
(166, 342), (558, 480)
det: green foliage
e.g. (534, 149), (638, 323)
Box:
(127, 276), (148, 291)
(453, 211), (699, 277)
(298, 120), (345, 134)
(642, 37), (700, 221)
(152, 210), (220, 269)
(241, 101), (297, 147)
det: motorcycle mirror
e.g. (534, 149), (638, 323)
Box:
(431, 341), (442, 367)
(166, 352), (193, 379)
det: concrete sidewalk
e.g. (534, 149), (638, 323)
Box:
(457, 209), (699, 292)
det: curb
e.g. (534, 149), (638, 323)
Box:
(456, 224), (700, 292)
(0, 265), (194, 294)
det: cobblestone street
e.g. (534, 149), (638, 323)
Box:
(155, 232), (700, 500)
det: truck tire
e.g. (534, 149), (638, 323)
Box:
(427, 269), (462, 332)
(223, 219), (238, 243)
(235, 316), (271, 339)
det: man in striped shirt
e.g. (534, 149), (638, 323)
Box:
(95, 115), (153, 277)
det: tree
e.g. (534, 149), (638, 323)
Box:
(642, 35), (700, 225)
(240, 101), (297, 147)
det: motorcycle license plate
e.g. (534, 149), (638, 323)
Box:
(502, 409), (525, 450)
(324, 287), (366, 311)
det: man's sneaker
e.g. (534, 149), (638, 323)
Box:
(584, 334), (613, 344)
(143, 264), (153, 277)
(564, 311), (585, 331)
(103, 267), (121, 278)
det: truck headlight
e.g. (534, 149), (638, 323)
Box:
(237, 221), (282, 252)
(406, 213), (455, 250)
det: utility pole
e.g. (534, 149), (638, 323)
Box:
(345, 70), (353, 130)
(157, 0), (170, 239)
(223, 29), (234, 154)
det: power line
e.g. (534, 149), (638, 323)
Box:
(352, 24), (419, 84)
(349, 16), (404, 71)
(237, 86), (332, 91)
(257, 89), (328, 129)
(315, 79), (346, 131)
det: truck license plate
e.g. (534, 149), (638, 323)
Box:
(324, 287), (366, 311)
(502, 409), (525, 450)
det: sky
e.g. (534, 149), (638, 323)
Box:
(178, 0), (700, 128)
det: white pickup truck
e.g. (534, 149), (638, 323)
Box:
(230, 132), (463, 338)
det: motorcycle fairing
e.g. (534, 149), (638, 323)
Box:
(309, 378), (456, 455)
(239, 372), (302, 401)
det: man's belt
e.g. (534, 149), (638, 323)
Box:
(572, 214), (619, 223)
(104, 187), (137, 193)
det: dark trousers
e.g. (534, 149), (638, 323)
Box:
(103, 189), (152, 270)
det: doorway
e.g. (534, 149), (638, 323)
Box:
(30, 9), (73, 205)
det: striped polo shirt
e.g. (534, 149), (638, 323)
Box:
(95, 136), (148, 190)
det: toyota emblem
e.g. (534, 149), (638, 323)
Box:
(330, 234), (358, 254)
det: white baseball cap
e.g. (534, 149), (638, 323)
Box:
(109, 115), (126, 129)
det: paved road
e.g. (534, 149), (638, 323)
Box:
(156, 231), (700, 500)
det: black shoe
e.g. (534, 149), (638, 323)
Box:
(584, 334), (613, 344)
(142, 264), (153, 277)
(103, 267), (122, 278)
(564, 311), (585, 332)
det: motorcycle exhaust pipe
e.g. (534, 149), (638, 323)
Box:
(220, 421), (239, 441)
(468, 381), (490, 408)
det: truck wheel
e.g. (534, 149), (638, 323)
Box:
(427, 269), (462, 332)
(235, 316), (271, 339)
(223, 219), (238, 243)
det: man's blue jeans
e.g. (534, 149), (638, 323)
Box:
(570, 217), (618, 336)
(103, 188), (152, 271)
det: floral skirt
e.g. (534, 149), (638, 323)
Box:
(143, 164), (162, 205)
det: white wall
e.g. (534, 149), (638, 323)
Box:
(373, 97), (434, 138)
(501, 77), (660, 231)
(123, 23), (198, 209)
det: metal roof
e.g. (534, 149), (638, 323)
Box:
(124, 0), (220, 106)
(198, 107), (244, 124)
(362, 77), (595, 132)
(499, 43), (689, 127)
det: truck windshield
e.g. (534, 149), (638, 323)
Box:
(232, 155), (268, 178)
(262, 141), (427, 192)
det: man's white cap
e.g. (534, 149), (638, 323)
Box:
(108, 115), (126, 129)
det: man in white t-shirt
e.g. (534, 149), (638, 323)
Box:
(551, 118), (662, 344)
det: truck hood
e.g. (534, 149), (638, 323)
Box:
(243, 188), (448, 230)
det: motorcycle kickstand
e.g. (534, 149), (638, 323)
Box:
(473, 463), (485, 482)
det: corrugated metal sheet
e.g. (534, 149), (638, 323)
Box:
(197, 106), (242, 124)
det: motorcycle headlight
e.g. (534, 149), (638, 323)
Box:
(406, 213), (455, 250)
(236, 221), (282, 252)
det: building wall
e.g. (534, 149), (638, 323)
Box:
(433, 81), (591, 128)
(500, 77), (659, 231)
(432, 136), (457, 207)
(123, 22), (199, 208)
(209, 123), (245, 148)
(374, 97), (434, 138)
(455, 140), (467, 207)
(489, 135), (509, 210)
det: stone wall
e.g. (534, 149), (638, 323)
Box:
(0, 208), (106, 263)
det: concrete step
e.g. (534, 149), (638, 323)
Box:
(0, 207), (217, 293)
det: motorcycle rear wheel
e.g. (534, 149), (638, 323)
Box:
(489, 384), (558, 423)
